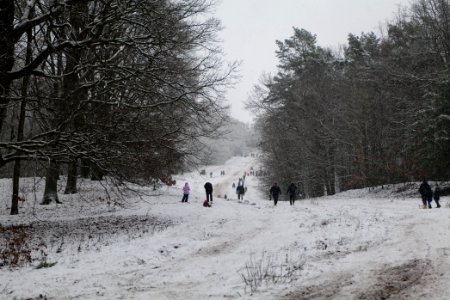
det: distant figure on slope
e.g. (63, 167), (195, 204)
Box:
(287, 183), (298, 205)
(181, 182), (190, 203)
(204, 182), (213, 204)
(236, 184), (245, 200)
(270, 182), (282, 206)
(434, 184), (441, 208)
(419, 180), (433, 208)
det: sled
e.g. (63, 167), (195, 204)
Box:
(445, 202), (450, 208)
(419, 204), (429, 209)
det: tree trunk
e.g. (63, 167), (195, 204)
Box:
(11, 15), (33, 215)
(10, 160), (21, 215)
(0, 0), (14, 138)
(80, 158), (90, 178)
(10, 93), (27, 214)
(91, 163), (104, 181)
(42, 160), (61, 204)
(64, 160), (78, 194)
(323, 183), (328, 196)
(334, 167), (341, 193)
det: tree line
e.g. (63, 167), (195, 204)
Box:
(0, 0), (235, 215)
(248, 0), (449, 197)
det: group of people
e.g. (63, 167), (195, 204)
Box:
(183, 170), (249, 207)
(185, 179), (442, 209)
(181, 181), (214, 207)
(208, 170), (226, 178)
(182, 179), (302, 207)
(269, 182), (299, 206)
(419, 180), (441, 208)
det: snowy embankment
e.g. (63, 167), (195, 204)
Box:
(1, 155), (450, 300)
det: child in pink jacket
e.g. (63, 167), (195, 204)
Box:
(181, 182), (190, 202)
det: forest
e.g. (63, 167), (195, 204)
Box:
(0, 0), (236, 215)
(248, 0), (449, 197)
(0, 0), (449, 215)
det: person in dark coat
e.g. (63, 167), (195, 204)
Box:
(236, 184), (245, 200)
(287, 183), (298, 205)
(204, 182), (213, 204)
(434, 184), (441, 208)
(419, 180), (433, 208)
(269, 182), (282, 206)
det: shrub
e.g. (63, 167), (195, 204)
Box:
(0, 225), (32, 268)
(239, 251), (305, 293)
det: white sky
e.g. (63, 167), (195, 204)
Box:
(214, 0), (412, 123)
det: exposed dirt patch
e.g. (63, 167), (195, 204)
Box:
(357, 259), (430, 300)
(196, 226), (265, 257)
(282, 259), (430, 300)
(1, 215), (173, 256)
(283, 273), (354, 300)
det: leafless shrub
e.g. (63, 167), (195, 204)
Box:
(0, 225), (50, 269)
(239, 251), (306, 293)
(0, 225), (32, 268)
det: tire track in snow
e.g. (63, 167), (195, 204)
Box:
(113, 199), (275, 299)
(281, 206), (446, 300)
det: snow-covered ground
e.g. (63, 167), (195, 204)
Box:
(1, 155), (450, 300)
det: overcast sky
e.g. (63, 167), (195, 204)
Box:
(214, 0), (412, 123)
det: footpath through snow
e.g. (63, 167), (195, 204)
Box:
(1, 155), (450, 300)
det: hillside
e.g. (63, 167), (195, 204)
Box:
(1, 155), (450, 300)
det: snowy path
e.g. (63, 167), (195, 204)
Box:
(1, 155), (450, 299)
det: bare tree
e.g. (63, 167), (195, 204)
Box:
(1, 0), (236, 213)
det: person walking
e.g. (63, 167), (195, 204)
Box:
(181, 182), (190, 202)
(434, 183), (441, 208)
(287, 183), (298, 205)
(204, 182), (213, 204)
(419, 180), (433, 208)
(270, 182), (282, 206)
(236, 184), (245, 200)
